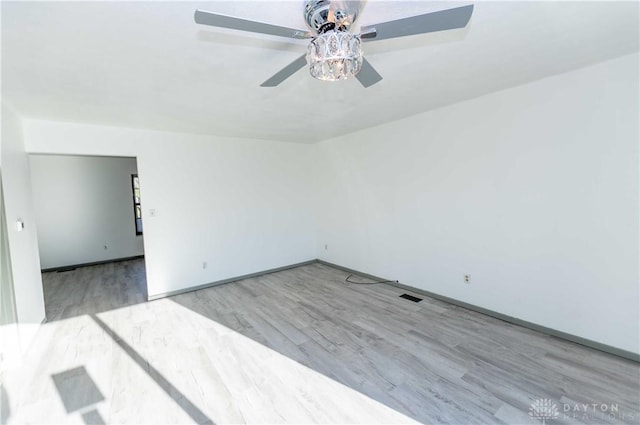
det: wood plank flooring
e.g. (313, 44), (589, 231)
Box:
(42, 259), (147, 321)
(1, 259), (638, 424)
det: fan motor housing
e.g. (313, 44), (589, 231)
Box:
(303, 0), (362, 34)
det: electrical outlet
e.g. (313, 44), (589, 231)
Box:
(464, 274), (471, 284)
(202, 261), (207, 269)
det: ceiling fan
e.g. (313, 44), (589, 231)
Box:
(194, 1), (474, 88)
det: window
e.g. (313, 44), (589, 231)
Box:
(131, 174), (142, 235)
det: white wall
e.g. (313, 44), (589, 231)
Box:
(0, 102), (46, 359)
(23, 123), (316, 299)
(18, 54), (639, 355)
(29, 155), (144, 269)
(315, 53), (640, 355)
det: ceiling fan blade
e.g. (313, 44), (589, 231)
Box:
(195, 10), (312, 39)
(356, 58), (382, 88)
(360, 4), (473, 42)
(261, 54), (307, 87)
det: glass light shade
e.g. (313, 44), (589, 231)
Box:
(306, 30), (363, 81)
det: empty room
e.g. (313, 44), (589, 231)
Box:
(1, 1), (638, 424)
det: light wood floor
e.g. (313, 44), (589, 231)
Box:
(1, 259), (638, 424)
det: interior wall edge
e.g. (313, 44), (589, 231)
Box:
(0, 101), (46, 359)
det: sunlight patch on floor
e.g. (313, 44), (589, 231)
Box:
(2, 297), (419, 424)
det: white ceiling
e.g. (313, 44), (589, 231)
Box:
(2, 1), (638, 143)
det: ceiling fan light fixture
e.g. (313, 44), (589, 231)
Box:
(195, 2), (475, 87)
(306, 30), (363, 82)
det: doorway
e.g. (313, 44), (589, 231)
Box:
(28, 154), (148, 319)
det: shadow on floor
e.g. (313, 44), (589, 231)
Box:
(89, 314), (215, 425)
(51, 366), (104, 413)
(50, 366), (108, 424)
(42, 259), (147, 322)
